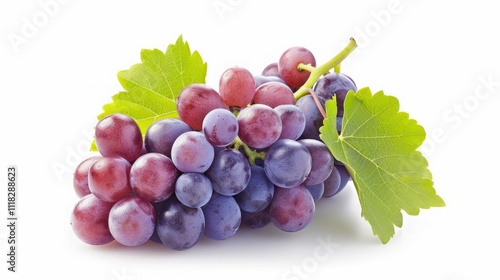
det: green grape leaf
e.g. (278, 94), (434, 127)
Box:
(320, 88), (445, 244)
(91, 35), (207, 151)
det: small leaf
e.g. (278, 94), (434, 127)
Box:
(320, 88), (445, 244)
(91, 35), (207, 151)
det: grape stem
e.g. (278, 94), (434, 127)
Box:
(308, 88), (326, 119)
(334, 64), (341, 74)
(294, 38), (357, 101)
(298, 64), (317, 73)
(231, 137), (266, 166)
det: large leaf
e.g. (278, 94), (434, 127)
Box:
(91, 35), (207, 150)
(320, 87), (445, 243)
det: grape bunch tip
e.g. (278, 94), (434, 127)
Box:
(70, 39), (360, 250)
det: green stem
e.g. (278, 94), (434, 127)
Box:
(297, 64), (317, 73)
(294, 38), (358, 101)
(231, 137), (266, 166)
(334, 64), (341, 74)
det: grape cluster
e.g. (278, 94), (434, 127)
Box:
(70, 46), (356, 250)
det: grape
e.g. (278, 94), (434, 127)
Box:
(219, 66), (256, 108)
(177, 84), (227, 130)
(94, 113), (143, 162)
(261, 62), (281, 77)
(108, 196), (155, 247)
(322, 166), (341, 198)
(274, 104), (306, 140)
(264, 139), (312, 188)
(171, 131), (215, 173)
(337, 116), (343, 133)
(278, 46), (316, 89)
(314, 73), (357, 116)
(298, 139), (334, 186)
(334, 164), (351, 195)
(206, 148), (251, 196)
(296, 94), (323, 140)
(241, 205), (271, 229)
(175, 173), (213, 208)
(270, 185), (315, 232)
(130, 153), (178, 203)
(254, 75), (286, 89)
(237, 104), (282, 149)
(73, 155), (102, 198)
(234, 166), (274, 213)
(306, 182), (325, 201)
(156, 197), (205, 251)
(88, 156), (132, 202)
(253, 82), (295, 108)
(70, 194), (115, 245)
(149, 201), (166, 244)
(202, 192), (241, 240)
(202, 108), (239, 147)
(145, 118), (191, 157)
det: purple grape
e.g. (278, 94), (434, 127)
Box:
(156, 197), (205, 251)
(175, 173), (213, 208)
(73, 155), (102, 198)
(337, 116), (343, 134)
(270, 186), (315, 232)
(333, 164), (351, 195)
(177, 84), (227, 130)
(274, 104), (306, 140)
(234, 166), (274, 213)
(206, 149), (251, 196)
(108, 196), (156, 247)
(237, 104), (282, 149)
(264, 139), (312, 188)
(70, 194), (115, 245)
(314, 73), (357, 116)
(322, 166), (341, 198)
(94, 113), (143, 163)
(145, 118), (191, 157)
(298, 139), (334, 186)
(202, 108), (239, 147)
(253, 82), (295, 108)
(171, 131), (215, 173)
(261, 62), (281, 77)
(296, 94), (324, 141)
(149, 201), (166, 244)
(241, 205), (271, 229)
(130, 153), (178, 203)
(88, 156), (132, 202)
(306, 182), (325, 201)
(202, 192), (241, 240)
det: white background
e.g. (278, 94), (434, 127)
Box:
(1, 0), (499, 279)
